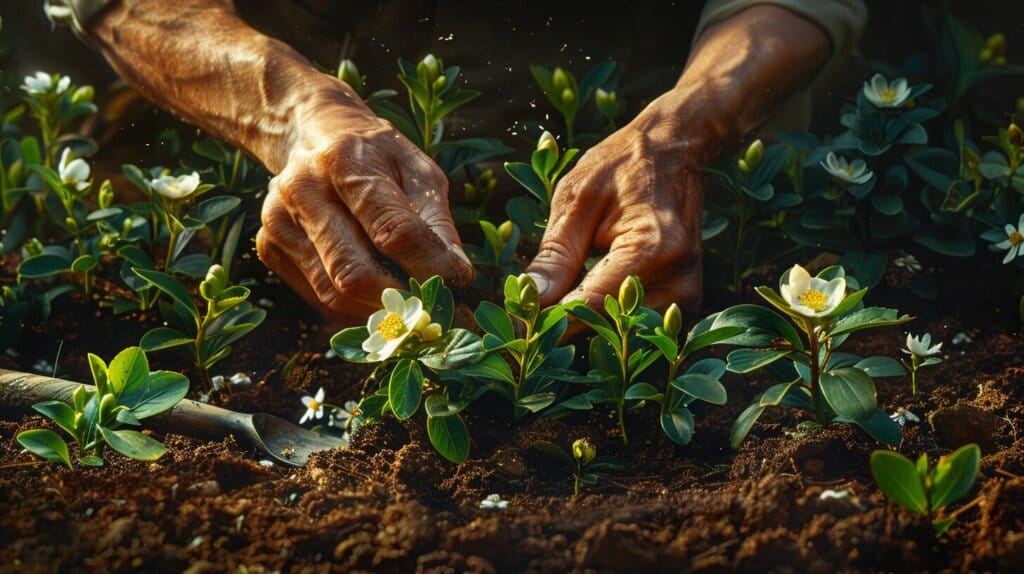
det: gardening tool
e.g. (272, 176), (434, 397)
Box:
(0, 369), (346, 466)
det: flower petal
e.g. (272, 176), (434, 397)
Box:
(362, 331), (387, 353)
(381, 288), (405, 313)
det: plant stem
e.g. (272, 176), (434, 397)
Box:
(807, 323), (826, 424)
(618, 320), (630, 445)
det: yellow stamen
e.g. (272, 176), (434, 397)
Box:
(308, 399), (321, 411)
(1009, 231), (1023, 246)
(800, 290), (829, 312)
(376, 312), (407, 341)
(880, 88), (896, 102)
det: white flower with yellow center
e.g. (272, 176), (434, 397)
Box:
(150, 171), (201, 201)
(22, 72), (70, 95)
(779, 264), (846, 318)
(58, 148), (90, 192)
(862, 73), (911, 108)
(993, 213), (1024, 264)
(362, 289), (442, 361)
(299, 387), (326, 424)
(903, 332), (942, 357)
(821, 152), (873, 185)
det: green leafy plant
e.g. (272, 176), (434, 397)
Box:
(718, 263), (911, 446)
(16, 346), (189, 467)
(504, 130), (579, 229)
(534, 438), (623, 497)
(472, 273), (582, 419)
(330, 276), (488, 463)
(529, 62), (616, 147)
(464, 219), (522, 291)
(637, 303), (743, 445)
(870, 443), (981, 535)
(137, 264), (266, 390)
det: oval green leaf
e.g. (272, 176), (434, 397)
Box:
(99, 426), (166, 461)
(427, 414), (470, 464)
(661, 408), (695, 446)
(870, 450), (928, 514)
(17, 429), (72, 467)
(820, 367), (876, 419)
(388, 359), (423, 421)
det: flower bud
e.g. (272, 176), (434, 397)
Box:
(560, 87), (576, 107)
(552, 67), (571, 93)
(71, 85), (94, 104)
(536, 130), (559, 158)
(463, 182), (478, 202)
(336, 59), (364, 92)
(98, 179), (114, 209)
(121, 217), (133, 236)
(617, 276), (641, 315)
(420, 54), (440, 80)
(1010, 123), (1024, 146)
(595, 88), (619, 118)
(663, 303), (683, 339)
(498, 220), (514, 242)
(986, 33), (1007, 55)
(24, 238), (44, 257)
(64, 217), (78, 232)
(744, 139), (764, 169)
(515, 273), (539, 317)
(737, 158), (751, 174)
(432, 75), (447, 92)
(979, 48), (993, 63)
(480, 168), (496, 191)
(200, 264), (227, 300)
(572, 438), (596, 464)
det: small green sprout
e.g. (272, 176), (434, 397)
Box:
(901, 332), (942, 394)
(719, 263), (912, 446)
(870, 444), (981, 536)
(396, 53), (480, 156)
(528, 61), (615, 146)
(137, 264), (266, 391)
(17, 346), (189, 467)
(504, 130), (580, 218)
(534, 438), (623, 497)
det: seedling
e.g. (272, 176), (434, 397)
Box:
(870, 444), (981, 535)
(534, 438), (623, 497)
(137, 264), (266, 390)
(901, 332), (943, 394)
(17, 346), (189, 467)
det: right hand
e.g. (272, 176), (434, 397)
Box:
(255, 83), (473, 323)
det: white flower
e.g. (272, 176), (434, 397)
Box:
(58, 148), (90, 192)
(299, 387), (326, 424)
(150, 171), (201, 200)
(779, 264), (846, 318)
(903, 332), (942, 357)
(892, 254), (922, 272)
(229, 372), (252, 385)
(362, 289), (442, 361)
(479, 494), (508, 510)
(821, 152), (873, 185)
(862, 74), (911, 108)
(211, 375), (225, 391)
(22, 72), (70, 95)
(889, 407), (920, 427)
(329, 400), (361, 432)
(992, 213), (1024, 264)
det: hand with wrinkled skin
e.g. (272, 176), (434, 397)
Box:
(528, 5), (830, 315)
(90, 0), (472, 323)
(256, 89), (472, 322)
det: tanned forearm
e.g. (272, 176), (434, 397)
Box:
(90, 0), (360, 173)
(631, 5), (830, 164)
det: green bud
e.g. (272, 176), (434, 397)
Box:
(986, 33), (1007, 55)
(498, 220), (514, 242)
(200, 264), (228, 300)
(121, 217), (133, 236)
(24, 238), (44, 257)
(744, 139), (764, 169)
(336, 59), (364, 92)
(617, 276), (641, 315)
(98, 179), (114, 209)
(71, 85), (94, 105)
(64, 217), (78, 232)
(663, 303), (683, 339)
(552, 67), (572, 93)
(480, 168), (496, 191)
(1010, 122), (1023, 146)
(537, 130), (559, 159)
(560, 87), (576, 107)
(572, 438), (596, 464)
(420, 54), (440, 80)
(737, 158), (751, 174)
(594, 88), (619, 118)
(979, 48), (993, 62)
(432, 75), (447, 92)
(515, 273), (539, 318)
(995, 56), (1007, 67)
(463, 182), (478, 202)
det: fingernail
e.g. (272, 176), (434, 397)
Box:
(527, 272), (550, 296)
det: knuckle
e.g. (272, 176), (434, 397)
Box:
(368, 212), (422, 254)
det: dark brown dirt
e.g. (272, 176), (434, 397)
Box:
(3, 254), (1024, 573)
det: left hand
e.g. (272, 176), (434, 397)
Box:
(525, 103), (705, 313)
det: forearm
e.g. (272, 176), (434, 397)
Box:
(90, 0), (360, 173)
(632, 5), (830, 164)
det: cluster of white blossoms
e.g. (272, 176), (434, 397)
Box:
(22, 71), (70, 96)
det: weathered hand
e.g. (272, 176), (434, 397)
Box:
(256, 87), (473, 322)
(525, 110), (704, 313)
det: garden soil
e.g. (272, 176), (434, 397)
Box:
(2, 257), (1024, 573)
